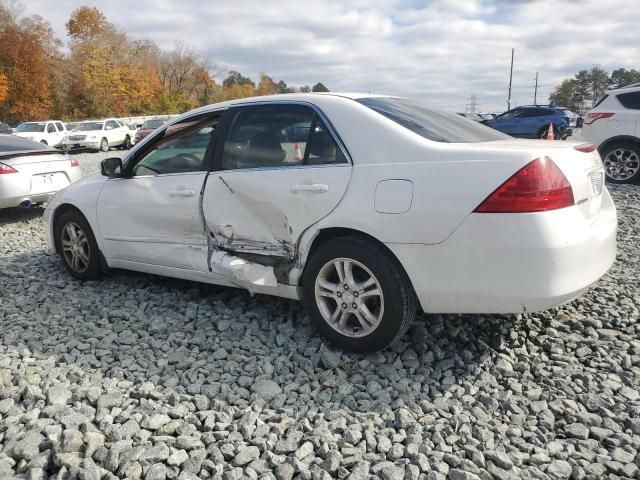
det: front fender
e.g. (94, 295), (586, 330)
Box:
(43, 174), (108, 253)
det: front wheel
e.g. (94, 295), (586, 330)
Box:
(302, 236), (417, 352)
(601, 142), (640, 184)
(100, 138), (108, 152)
(55, 210), (102, 280)
(123, 136), (131, 149)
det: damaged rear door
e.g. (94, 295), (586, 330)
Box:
(202, 102), (352, 285)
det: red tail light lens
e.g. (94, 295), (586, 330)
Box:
(70, 157), (79, 167)
(475, 157), (574, 213)
(584, 112), (613, 125)
(0, 162), (17, 174)
(573, 143), (596, 153)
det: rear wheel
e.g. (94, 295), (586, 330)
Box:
(100, 138), (108, 152)
(601, 142), (640, 184)
(303, 236), (417, 352)
(40, 140), (48, 145)
(55, 210), (102, 280)
(123, 135), (131, 149)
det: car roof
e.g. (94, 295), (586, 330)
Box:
(606, 84), (640, 94)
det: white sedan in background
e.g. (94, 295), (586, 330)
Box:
(43, 93), (616, 352)
(0, 135), (82, 209)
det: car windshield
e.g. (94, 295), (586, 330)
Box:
(357, 97), (508, 143)
(142, 119), (165, 129)
(73, 122), (104, 131)
(16, 122), (46, 133)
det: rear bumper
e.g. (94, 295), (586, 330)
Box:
(388, 189), (617, 313)
(0, 169), (82, 209)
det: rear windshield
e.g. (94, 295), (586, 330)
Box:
(16, 122), (46, 133)
(357, 97), (508, 143)
(142, 119), (165, 129)
(0, 134), (51, 152)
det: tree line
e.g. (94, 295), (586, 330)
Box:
(0, 2), (329, 125)
(549, 66), (640, 113)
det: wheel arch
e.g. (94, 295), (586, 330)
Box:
(51, 203), (89, 254)
(298, 226), (415, 294)
(598, 135), (640, 154)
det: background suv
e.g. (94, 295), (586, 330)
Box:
(487, 106), (572, 140)
(582, 84), (640, 183)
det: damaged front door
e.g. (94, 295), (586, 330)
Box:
(202, 103), (352, 284)
(98, 113), (222, 271)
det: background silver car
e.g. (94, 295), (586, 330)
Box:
(0, 135), (82, 209)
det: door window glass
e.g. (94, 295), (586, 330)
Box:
(221, 104), (347, 170)
(105, 120), (119, 130)
(47, 123), (56, 133)
(55, 122), (65, 131)
(132, 120), (218, 176)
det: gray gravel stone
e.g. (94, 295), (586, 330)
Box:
(546, 460), (572, 479)
(233, 445), (260, 466)
(252, 380), (283, 401)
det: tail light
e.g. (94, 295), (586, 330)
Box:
(0, 162), (17, 174)
(475, 157), (574, 213)
(573, 143), (596, 153)
(584, 112), (614, 125)
(70, 157), (79, 167)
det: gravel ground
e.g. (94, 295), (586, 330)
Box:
(0, 152), (639, 480)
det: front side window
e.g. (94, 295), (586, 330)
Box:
(55, 122), (65, 131)
(131, 118), (218, 176)
(358, 97), (508, 143)
(105, 120), (119, 130)
(221, 104), (346, 170)
(47, 123), (56, 133)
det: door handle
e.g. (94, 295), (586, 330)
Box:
(169, 189), (196, 197)
(290, 184), (329, 193)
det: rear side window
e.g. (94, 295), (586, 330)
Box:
(221, 104), (347, 170)
(617, 91), (640, 109)
(357, 97), (508, 143)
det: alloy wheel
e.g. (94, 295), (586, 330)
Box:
(61, 222), (90, 273)
(314, 258), (384, 338)
(604, 148), (640, 181)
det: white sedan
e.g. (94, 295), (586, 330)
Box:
(43, 93), (616, 352)
(0, 135), (82, 209)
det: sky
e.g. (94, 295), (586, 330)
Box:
(23, 0), (640, 112)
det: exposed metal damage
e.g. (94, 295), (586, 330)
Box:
(200, 175), (299, 294)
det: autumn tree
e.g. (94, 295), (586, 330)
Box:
(0, 73), (8, 103)
(0, 4), (56, 123)
(255, 74), (277, 96)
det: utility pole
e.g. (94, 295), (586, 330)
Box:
(534, 72), (538, 106)
(507, 48), (514, 110)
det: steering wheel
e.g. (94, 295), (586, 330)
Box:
(175, 153), (201, 164)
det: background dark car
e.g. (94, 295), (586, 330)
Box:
(134, 118), (167, 144)
(487, 106), (572, 139)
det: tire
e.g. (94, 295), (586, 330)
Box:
(55, 210), (102, 280)
(123, 136), (131, 150)
(302, 236), (417, 353)
(601, 141), (640, 184)
(100, 138), (108, 152)
(40, 140), (48, 145)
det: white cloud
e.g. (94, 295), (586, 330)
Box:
(23, 0), (640, 112)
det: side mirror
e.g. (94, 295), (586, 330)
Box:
(101, 157), (123, 177)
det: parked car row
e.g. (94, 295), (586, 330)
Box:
(4, 117), (170, 153)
